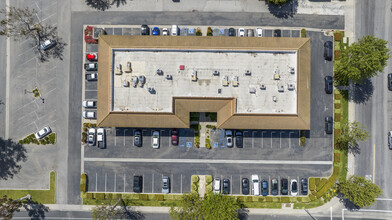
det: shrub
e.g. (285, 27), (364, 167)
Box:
(316, 167), (340, 198)
(265, 197), (273, 202)
(205, 175), (213, 184)
(315, 178), (320, 186)
(335, 103), (341, 109)
(249, 196), (256, 202)
(105, 193), (112, 199)
(302, 196), (311, 202)
(289, 197), (297, 203)
(196, 28), (202, 36)
(309, 194), (316, 201)
(80, 173), (87, 192)
(272, 197), (280, 203)
(334, 153), (341, 163)
(297, 197), (302, 202)
(87, 193), (93, 199)
(334, 32), (342, 41)
(300, 29), (306, 38)
(281, 197), (290, 203)
(205, 138), (211, 149)
(95, 193), (104, 200)
(300, 136), (306, 147)
(139, 194), (148, 200)
(317, 178), (328, 190)
(335, 93), (342, 100)
(334, 50), (341, 60)
(309, 178), (316, 191)
(258, 197), (265, 202)
(82, 132), (87, 143)
(155, 194), (164, 201)
(206, 185), (212, 194)
(335, 113), (341, 122)
(191, 175), (199, 183)
(207, 27), (213, 36)
(191, 184), (198, 192)
(236, 196), (245, 202)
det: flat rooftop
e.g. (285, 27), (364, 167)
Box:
(97, 36), (311, 129)
(113, 49), (298, 114)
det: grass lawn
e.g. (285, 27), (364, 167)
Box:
(0, 171), (55, 204)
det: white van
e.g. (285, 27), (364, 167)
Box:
(213, 178), (221, 194)
(251, 175), (260, 196)
(171, 25), (178, 36)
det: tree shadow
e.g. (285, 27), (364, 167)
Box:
(122, 200), (145, 219)
(22, 200), (50, 219)
(349, 79), (374, 104)
(0, 138), (27, 180)
(31, 25), (67, 62)
(85, 0), (111, 11)
(337, 193), (360, 211)
(238, 207), (249, 220)
(111, 0), (127, 7)
(266, 0), (298, 19)
(348, 144), (361, 156)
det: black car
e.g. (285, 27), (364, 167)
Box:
(261, 179), (268, 196)
(235, 131), (243, 148)
(301, 178), (308, 195)
(133, 176), (143, 193)
(141, 24), (150, 35)
(324, 41), (333, 61)
(271, 178), (278, 195)
(274, 29), (281, 37)
(388, 73), (392, 91)
(325, 116), (333, 134)
(134, 130), (142, 147)
(228, 28), (236, 37)
(281, 178), (288, 195)
(242, 178), (249, 195)
(325, 76), (333, 94)
(223, 179), (230, 194)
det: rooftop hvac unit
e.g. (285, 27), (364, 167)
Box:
(289, 67), (295, 74)
(218, 88), (222, 94)
(278, 85), (284, 92)
(148, 87), (156, 94)
(245, 70), (251, 76)
(123, 80), (129, 87)
(213, 70), (220, 76)
(115, 64), (122, 75)
(157, 69), (163, 75)
(232, 76), (239, 87)
(273, 96), (277, 102)
(125, 62), (132, 73)
(260, 83), (266, 90)
(288, 83), (295, 90)
(166, 75), (172, 80)
(249, 87), (256, 94)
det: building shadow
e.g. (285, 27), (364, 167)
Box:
(266, 0), (298, 19)
(0, 138), (27, 180)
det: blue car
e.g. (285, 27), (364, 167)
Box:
(152, 27), (160, 35)
(261, 179), (268, 196)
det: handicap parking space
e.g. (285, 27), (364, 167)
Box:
(178, 129), (194, 148)
(210, 129), (226, 148)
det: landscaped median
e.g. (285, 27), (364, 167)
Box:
(0, 171), (56, 204)
(18, 133), (56, 145)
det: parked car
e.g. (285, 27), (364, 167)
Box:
(228, 28), (236, 37)
(325, 116), (333, 134)
(82, 100), (96, 108)
(261, 179), (268, 196)
(256, 28), (263, 37)
(141, 24), (150, 35)
(40, 39), (56, 51)
(291, 179), (298, 196)
(171, 128), (178, 146)
(388, 131), (392, 150)
(86, 53), (98, 61)
(152, 27), (160, 35)
(238, 28), (245, 37)
(301, 178), (308, 195)
(388, 73), (392, 91)
(152, 130), (159, 149)
(247, 29), (254, 37)
(274, 29), (281, 37)
(251, 175), (260, 196)
(271, 178), (278, 196)
(225, 130), (233, 148)
(133, 176), (143, 193)
(84, 63), (97, 71)
(223, 178), (230, 194)
(162, 28), (169, 36)
(324, 41), (333, 61)
(235, 131), (243, 148)
(87, 128), (96, 146)
(134, 130), (142, 147)
(213, 178), (221, 194)
(242, 178), (249, 195)
(325, 76), (333, 94)
(97, 128), (105, 149)
(34, 126), (52, 139)
(86, 73), (97, 81)
(281, 178), (288, 195)
(171, 25), (178, 36)
(162, 176), (170, 194)
(82, 111), (96, 119)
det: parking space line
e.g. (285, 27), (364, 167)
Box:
(180, 174), (183, 193)
(35, 2), (41, 10)
(280, 131), (283, 148)
(95, 173), (97, 192)
(269, 176), (271, 195)
(271, 131), (275, 148)
(17, 46), (34, 57)
(239, 175), (242, 194)
(243, 131), (248, 148)
(41, 13), (56, 23)
(142, 174), (144, 193)
(114, 173), (116, 192)
(171, 174), (173, 193)
(105, 173), (107, 192)
(230, 175), (233, 194)
(152, 173), (154, 193)
(252, 131), (256, 149)
(124, 129), (127, 146)
(19, 56), (36, 67)
(123, 173), (126, 192)
(115, 128), (118, 146)
(261, 131), (266, 148)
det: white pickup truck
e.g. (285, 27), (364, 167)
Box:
(97, 128), (105, 149)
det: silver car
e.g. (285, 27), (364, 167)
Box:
(35, 126), (52, 139)
(162, 176), (170, 194)
(88, 128), (96, 146)
(389, 131), (392, 150)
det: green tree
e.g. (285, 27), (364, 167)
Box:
(169, 192), (244, 220)
(335, 35), (390, 85)
(337, 121), (369, 151)
(267, 0), (291, 6)
(0, 195), (23, 219)
(338, 175), (382, 208)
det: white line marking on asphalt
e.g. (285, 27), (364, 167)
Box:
(84, 158), (333, 165)
(180, 174), (183, 193)
(279, 131), (283, 148)
(115, 129), (118, 146)
(289, 132), (294, 148)
(142, 174), (145, 193)
(230, 175), (233, 194)
(376, 198), (392, 201)
(124, 129), (127, 146)
(152, 173), (154, 193)
(271, 131), (275, 148)
(243, 131), (248, 148)
(15, 100), (36, 112)
(239, 175), (242, 193)
(35, 2), (41, 10)
(373, 143), (376, 183)
(330, 207), (332, 220)
(123, 173), (126, 192)
(44, 87), (57, 96)
(19, 56), (36, 67)
(105, 173), (107, 192)
(41, 13), (56, 22)
(17, 46), (34, 57)
(171, 174), (173, 193)
(262, 131), (266, 148)
(252, 131), (256, 149)
(95, 173), (97, 192)
(35, 13), (41, 22)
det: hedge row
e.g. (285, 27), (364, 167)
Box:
(19, 133), (56, 145)
(80, 173), (87, 192)
(86, 193), (176, 201)
(315, 166), (340, 198)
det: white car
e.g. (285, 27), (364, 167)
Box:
(88, 128), (96, 146)
(225, 130), (233, 148)
(290, 179), (298, 196)
(251, 175), (260, 196)
(82, 111), (96, 119)
(40, 39), (56, 51)
(256, 28), (263, 37)
(152, 131), (160, 149)
(162, 28), (168, 36)
(34, 126), (52, 139)
(82, 100), (96, 108)
(238, 28), (245, 37)
(213, 178), (221, 194)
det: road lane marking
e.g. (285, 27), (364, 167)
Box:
(123, 173), (126, 192)
(95, 173), (97, 192)
(84, 157), (333, 165)
(373, 143), (375, 183)
(114, 173), (116, 192)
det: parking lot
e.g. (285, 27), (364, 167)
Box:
(82, 26), (334, 195)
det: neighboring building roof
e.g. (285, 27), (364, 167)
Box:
(97, 35), (311, 129)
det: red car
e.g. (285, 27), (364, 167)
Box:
(171, 128), (178, 146)
(86, 53), (98, 61)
